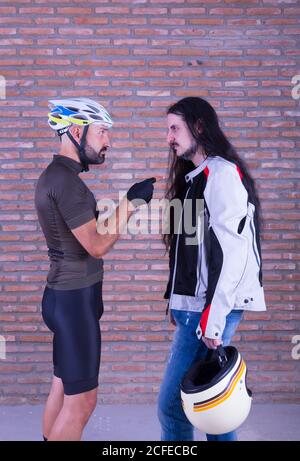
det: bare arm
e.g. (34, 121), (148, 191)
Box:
(71, 196), (135, 259)
(71, 176), (158, 258)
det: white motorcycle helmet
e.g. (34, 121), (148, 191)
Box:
(181, 346), (252, 435)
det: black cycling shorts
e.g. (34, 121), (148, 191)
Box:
(41, 281), (104, 395)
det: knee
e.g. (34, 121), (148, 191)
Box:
(67, 392), (97, 427)
(86, 391), (97, 414)
(78, 393), (97, 424)
(50, 377), (64, 399)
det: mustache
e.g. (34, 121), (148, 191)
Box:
(170, 143), (179, 154)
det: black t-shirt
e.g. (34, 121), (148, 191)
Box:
(35, 154), (103, 290)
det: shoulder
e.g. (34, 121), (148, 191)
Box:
(36, 161), (83, 198)
(205, 156), (242, 181)
(204, 156), (247, 201)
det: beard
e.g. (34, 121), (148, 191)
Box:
(171, 139), (198, 162)
(84, 143), (107, 165)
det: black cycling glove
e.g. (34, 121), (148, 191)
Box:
(127, 177), (156, 205)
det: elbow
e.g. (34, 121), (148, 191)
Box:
(90, 236), (112, 259)
(92, 249), (104, 259)
(87, 245), (104, 259)
(92, 245), (109, 259)
(89, 237), (105, 259)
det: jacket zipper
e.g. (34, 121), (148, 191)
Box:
(195, 213), (202, 296)
(169, 185), (191, 307)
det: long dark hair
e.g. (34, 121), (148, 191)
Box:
(163, 97), (262, 250)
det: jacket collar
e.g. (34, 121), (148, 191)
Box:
(52, 154), (83, 174)
(185, 157), (212, 183)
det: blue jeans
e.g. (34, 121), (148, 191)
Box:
(157, 308), (243, 441)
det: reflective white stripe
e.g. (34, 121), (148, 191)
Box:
(250, 218), (261, 268)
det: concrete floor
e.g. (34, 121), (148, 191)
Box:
(0, 404), (299, 441)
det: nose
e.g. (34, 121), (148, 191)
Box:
(105, 133), (111, 148)
(167, 131), (174, 145)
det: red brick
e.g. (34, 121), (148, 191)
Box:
(20, 7), (54, 14)
(150, 18), (185, 25)
(34, 17), (70, 25)
(57, 7), (92, 14)
(73, 17), (108, 25)
(171, 8), (205, 15)
(0, 38), (33, 45)
(0, 7), (16, 14)
(95, 7), (130, 14)
(20, 48), (53, 56)
(18, 27), (54, 35)
(132, 8), (168, 15)
(37, 38), (72, 45)
(246, 8), (281, 15)
(112, 18), (147, 25)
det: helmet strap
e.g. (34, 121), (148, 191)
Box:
(205, 346), (228, 368)
(57, 126), (70, 137)
(216, 345), (228, 368)
(66, 125), (90, 172)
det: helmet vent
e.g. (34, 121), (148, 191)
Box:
(87, 104), (100, 113)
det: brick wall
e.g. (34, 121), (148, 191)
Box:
(0, 0), (299, 404)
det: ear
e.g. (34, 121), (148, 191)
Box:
(69, 124), (82, 141)
(195, 119), (203, 135)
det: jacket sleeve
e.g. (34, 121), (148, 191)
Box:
(196, 164), (248, 340)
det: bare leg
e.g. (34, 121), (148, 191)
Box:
(48, 387), (98, 441)
(43, 376), (64, 439)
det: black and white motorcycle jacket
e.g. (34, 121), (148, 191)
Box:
(164, 156), (266, 340)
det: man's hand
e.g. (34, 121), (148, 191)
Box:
(126, 175), (166, 208)
(202, 337), (222, 350)
(169, 310), (176, 326)
(126, 177), (156, 205)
